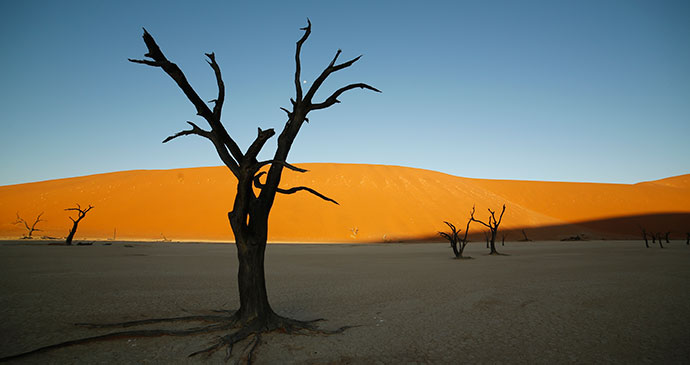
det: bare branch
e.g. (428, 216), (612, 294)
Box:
(469, 205), (491, 229)
(310, 83), (381, 111)
(130, 29), (245, 167)
(244, 128), (276, 164)
(495, 204), (506, 227)
(255, 160), (308, 173)
(205, 52), (225, 121)
(294, 19), (311, 103)
(304, 51), (367, 103)
(276, 186), (339, 205)
(331, 54), (362, 73)
(279, 107), (293, 119)
(127, 58), (162, 67)
(162, 121), (211, 143)
(253, 172), (337, 205)
(14, 213), (30, 231)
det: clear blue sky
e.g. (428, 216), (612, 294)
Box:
(1, 0), (688, 185)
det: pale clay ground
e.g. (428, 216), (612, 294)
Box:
(1, 241), (689, 364)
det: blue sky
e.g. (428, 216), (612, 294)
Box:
(1, 0), (688, 185)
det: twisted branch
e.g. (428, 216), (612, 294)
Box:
(310, 83), (381, 110)
(129, 28), (244, 175)
(294, 19), (311, 103)
(253, 172), (338, 205)
(205, 52), (225, 120)
(162, 121), (211, 143)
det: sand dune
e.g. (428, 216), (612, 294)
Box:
(0, 164), (688, 242)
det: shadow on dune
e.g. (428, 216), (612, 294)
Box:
(386, 212), (690, 243)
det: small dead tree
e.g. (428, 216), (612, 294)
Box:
(519, 229), (532, 242)
(65, 204), (94, 245)
(664, 231), (670, 244)
(439, 218), (471, 259)
(655, 233), (664, 248)
(639, 226), (649, 248)
(686, 232), (689, 245)
(501, 233), (507, 246)
(0, 22), (379, 364)
(470, 204), (506, 255)
(14, 212), (44, 239)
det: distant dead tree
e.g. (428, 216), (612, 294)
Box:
(519, 229), (532, 242)
(501, 233), (507, 246)
(0, 22), (380, 364)
(483, 230), (490, 248)
(686, 232), (689, 245)
(639, 226), (649, 248)
(664, 231), (670, 244)
(655, 233), (664, 248)
(439, 218), (471, 259)
(13, 212), (44, 239)
(470, 204), (506, 255)
(65, 204), (94, 245)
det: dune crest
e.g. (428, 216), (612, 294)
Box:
(1, 164), (688, 242)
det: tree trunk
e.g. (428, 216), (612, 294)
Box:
(66, 221), (79, 245)
(235, 235), (275, 323)
(489, 229), (499, 255)
(451, 242), (460, 258)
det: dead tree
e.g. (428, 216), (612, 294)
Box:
(470, 204), (506, 255)
(0, 21), (379, 363)
(0, 23), (379, 364)
(664, 231), (670, 244)
(13, 212), (44, 239)
(686, 232), (689, 245)
(65, 204), (94, 245)
(519, 229), (532, 242)
(133, 21), (379, 359)
(655, 233), (664, 248)
(439, 218), (471, 259)
(639, 226), (649, 248)
(501, 233), (506, 246)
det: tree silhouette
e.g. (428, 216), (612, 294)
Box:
(439, 217), (471, 259)
(65, 204), (94, 245)
(470, 204), (506, 255)
(0, 21), (379, 363)
(639, 226), (649, 248)
(134, 20), (378, 359)
(13, 212), (44, 239)
(519, 229), (532, 242)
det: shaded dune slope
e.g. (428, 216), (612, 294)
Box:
(1, 164), (688, 242)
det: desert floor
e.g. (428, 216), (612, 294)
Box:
(1, 240), (689, 364)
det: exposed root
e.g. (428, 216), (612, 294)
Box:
(75, 313), (234, 328)
(0, 310), (350, 364)
(188, 314), (353, 363)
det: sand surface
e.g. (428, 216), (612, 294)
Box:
(1, 241), (689, 363)
(1, 164), (689, 242)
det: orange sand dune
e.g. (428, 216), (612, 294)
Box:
(1, 164), (688, 242)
